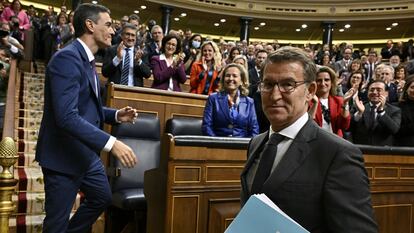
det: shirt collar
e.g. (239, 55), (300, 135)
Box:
(159, 53), (166, 61)
(77, 38), (95, 63)
(269, 112), (309, 140)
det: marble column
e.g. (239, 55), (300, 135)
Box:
(240, 17), (252, 43)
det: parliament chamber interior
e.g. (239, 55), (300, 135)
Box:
(0, 0), (414, 232)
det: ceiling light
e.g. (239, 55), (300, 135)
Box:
(140, 5), (147, 9)
(301, 24), (307, 29)
(180, 13), (187, 17)
(392, 22), (398, 26)
(254, 27), (259, 30)
(260, 22), (266, 26)
(214, 23), (220, 27)
(174, 17), (179, 21)
(134, 10), (139, 14)
(386, 27), (392, 31)
(296, 28), (301, 32)
(344, 24), (351, 29)
(91, 0), (98, 4)
(339, 29), (345, 32)
(220, 19), (226, 23)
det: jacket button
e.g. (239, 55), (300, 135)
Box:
(228, 124), (233, 129)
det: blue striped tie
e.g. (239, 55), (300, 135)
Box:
(120, 48), (130, 85)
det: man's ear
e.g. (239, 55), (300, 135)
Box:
(85, 19), (94, 34)
(306, 81), (317, 101)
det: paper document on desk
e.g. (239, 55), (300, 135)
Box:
(225, 194), (309, 233)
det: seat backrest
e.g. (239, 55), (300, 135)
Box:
(165, 117), (203, 136)
(109, 115), (161, 192)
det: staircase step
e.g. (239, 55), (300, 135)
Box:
(9, 214), (45, 233)
(17, 153), (38, 167)
(16, 128), (39, 141)
(15, 110), (43, 119)
(14, 167), (44, 192)
(17, 140), (37, 154)
(17, 118), (42, 129)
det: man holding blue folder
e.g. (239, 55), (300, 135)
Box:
(241, 47), (378, 232)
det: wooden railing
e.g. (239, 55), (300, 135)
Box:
(2, 59), (18, 139)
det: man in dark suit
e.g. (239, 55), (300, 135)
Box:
(102, 23), (151, 87)
(248, 49), (267, 98)
(241, 47), (377, 232)
(35, 4), (138, 233)
(351, 80), (401, 146)
(143, 25), (163, 66)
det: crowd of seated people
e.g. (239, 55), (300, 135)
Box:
(2, 1), (414, 146)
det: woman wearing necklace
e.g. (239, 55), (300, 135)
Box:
(190, 41), (222, 95)
(202, 63), (259, 137)
(151, 34), (187, 91)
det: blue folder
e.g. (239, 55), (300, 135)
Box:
(225, 194), (309, 233)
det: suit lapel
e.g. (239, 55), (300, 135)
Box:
(241, 132), (268, 197)
(73, 40), (104, 117)
(263, 120), (316, 190)
(218, 92), (231, 122)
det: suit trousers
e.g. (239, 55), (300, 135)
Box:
(42, 156), (112, 233)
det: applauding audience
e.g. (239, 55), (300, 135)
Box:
(308, 66), (350, 137)
(350, 80), (401, 146)
(151, 34), (187, 91)
(190, 41), (222, 95)
(395, 76), (414, 146)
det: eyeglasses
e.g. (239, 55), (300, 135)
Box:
(259, 80), (308, 93)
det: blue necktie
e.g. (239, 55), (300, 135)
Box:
(120, 48), (130, 85)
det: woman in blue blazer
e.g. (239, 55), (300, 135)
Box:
(202, 63), (259, 137)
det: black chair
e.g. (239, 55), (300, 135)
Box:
(165, 117), (203, 136)
(107, 115), (161, 233)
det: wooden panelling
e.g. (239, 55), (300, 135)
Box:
(401, 168), (414, 179)
(207, 199), (240, 233)
(374, 204), (412, 233)
(205, 166), (244, 183)
(375, 167), (399, 179)
(171, 195), (200, 233)
(174, 166), (201, 183)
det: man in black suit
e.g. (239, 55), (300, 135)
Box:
(102, 23), (151, 88)
(248, 49), (268, 97)
(351, 79), (401, 146)
(241, 47), (377, 232)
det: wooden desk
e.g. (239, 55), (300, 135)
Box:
(106, 83), (207, 134)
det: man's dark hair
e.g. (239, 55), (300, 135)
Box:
(160, 34), (181, 55)
(121, 23), (137, 34)
(128, 14), (140, 23)
(256, 49), (268, 56)
(73, 3), (110, 38)
(368, 79), (389, 92)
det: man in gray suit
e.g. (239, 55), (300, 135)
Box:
(240, 47), (377, 233)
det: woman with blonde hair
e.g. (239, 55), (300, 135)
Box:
(190, 41), (222, 94)
(202, 63), (259, 137)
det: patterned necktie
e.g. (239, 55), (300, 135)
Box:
(251, 133), (285, 194)
(120, 48), (130, 85)
(321, 103), (331, 124)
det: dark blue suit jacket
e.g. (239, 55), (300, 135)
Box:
(202, 92), (259, 137)
(36, 39), (117, 176)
